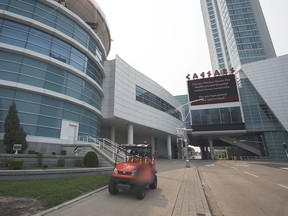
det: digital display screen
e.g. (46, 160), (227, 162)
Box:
(187, 74), (239, 105)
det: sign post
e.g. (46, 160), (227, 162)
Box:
(13, 144), (22, 154)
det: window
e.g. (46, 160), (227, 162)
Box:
(136, 86), (181, 120)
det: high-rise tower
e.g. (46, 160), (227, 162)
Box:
(200, 0), (276, 71)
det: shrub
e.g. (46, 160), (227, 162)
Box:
(36, 152), (44, 168)
(83, 151), (98, 167)
(57, 158), (65, 167)
(74, 159), (83, 167)
(0, 157), (11, 168)
(60, 150), (67, 155)
(28, 150), (36, 154)
(9, 160), (24, 170)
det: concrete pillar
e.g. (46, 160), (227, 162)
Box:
(200, 146), (205, 159)
(110, 126), (115, 142)
(127, 124), (133, 144)
(151, 136), (156, 156)
(209, 137), (215, 160)
(167, 135), (172, 159)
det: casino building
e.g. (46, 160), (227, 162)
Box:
(182, 0), (288, 160)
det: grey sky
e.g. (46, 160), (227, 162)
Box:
(96, 0), (288, 96)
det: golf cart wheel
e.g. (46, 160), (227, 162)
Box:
(149, 175), (157, 189)
(135, 184), (146, 200)
(108, 180), (118, 195)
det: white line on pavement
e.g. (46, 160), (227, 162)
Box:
(244, 171), (259, 178)
(278, 184), (288, 190)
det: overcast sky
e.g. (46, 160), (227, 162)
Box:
(96, 0), (288, 96)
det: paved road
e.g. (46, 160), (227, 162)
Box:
(196, 160), (288, 216)
(35, 159), (210, 216)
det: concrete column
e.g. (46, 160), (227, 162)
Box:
(167, 135), (172, 159)
(151, 136), (156, 156)
(127, 124), (133, 144)
(209, 137), (215, 160)
(110, 126), (115, 142)
(200, 146), (205, 159)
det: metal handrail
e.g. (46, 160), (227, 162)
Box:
(77, 136), (125, 161)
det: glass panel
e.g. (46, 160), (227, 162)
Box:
(19, 113), (38, 125)
(15, 91), (42, 104)
(44, 82), (64, 94)
(41, 96), (62, 107)
(63, 110), (79, 122)
(66, 74), (82, 99)
(50, 37), (70, 63)
(74, 24), (88, 47)
(192, 110), (201, 125)
(27, 29), (52, 55)
(230, 107), (242, 123)
(220, 108), (231, 124)
(34, 3), (57, 27)
(17, 101), (40, 113)
(210, 109), (221, 124)
(22, 125), (37, 136)
(201, 109), (211, 125)
(0, 70), (18, 82)
(38, 116), (61, 128)
(8, 0), (35, 18)
(0, 98), (14, 110)
(55, 12), (74, 37)
(70, 47), (86, 71)
(37, 127), (60, 138)
(0, 0), (9, 10)
(40, 105), (62, 118)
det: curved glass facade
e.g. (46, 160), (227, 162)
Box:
(0, 18), (103, 86)
(0, 0), (106, 140)
(0, 0), (105, 63)
(0, 50), (102, 110)
(0, 86), (101, 138)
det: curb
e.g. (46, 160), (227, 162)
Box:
(33, 186), (108, 216)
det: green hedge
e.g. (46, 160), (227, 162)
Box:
(57, 159), (65, 167)
(60, 150), (67, 155)
(9, 160), (24, 170)
(74, 159), (83, 167)
(83, 152), (98, 167)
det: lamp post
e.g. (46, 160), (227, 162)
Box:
(175, 98), (204, 168)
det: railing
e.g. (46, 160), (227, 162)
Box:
(240, 156), (269, 161)
(77, 136), (125, 162)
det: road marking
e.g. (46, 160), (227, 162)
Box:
(244, 172), (259, 178)
(205, 164), (215, 167)
(278, 184), (288, 190)
(281, 168), (288, 171)
(236, 164), (249, 167)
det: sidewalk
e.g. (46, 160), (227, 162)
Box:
(34, 160), (211, 216)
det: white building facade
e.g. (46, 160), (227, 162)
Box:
(101, 56), (183, 159)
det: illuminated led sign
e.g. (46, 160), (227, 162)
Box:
(187, 74), (239, 105)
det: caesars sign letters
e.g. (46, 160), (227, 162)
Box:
(187, 74), (239, 105)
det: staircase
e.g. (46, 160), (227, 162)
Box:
(72, 136), (125, 165)
(219, 137), (261, 156)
